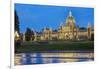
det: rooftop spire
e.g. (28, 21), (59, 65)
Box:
(69, 11), (72, 17)
(60, 22), (63, 26)
(88, 22), (91, 28)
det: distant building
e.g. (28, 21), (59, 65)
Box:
(16, 11), (94, 41)
(33, 11), (93, 41)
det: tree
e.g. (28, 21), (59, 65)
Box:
(14, 11), (21, 50)
(15, 11), (20, 33)
(25, 28), (35, 41)
(31, 30), (35, 41)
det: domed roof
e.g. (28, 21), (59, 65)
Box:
(66, 11), (76, 27)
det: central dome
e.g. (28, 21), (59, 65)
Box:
(66, 11), (76, 28)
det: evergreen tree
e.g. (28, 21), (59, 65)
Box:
(15, 11), (20, 33)
(31, 30), (35, 41)
(25, 28), (35, 41)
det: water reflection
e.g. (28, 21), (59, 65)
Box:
(14, 51), (94, 65)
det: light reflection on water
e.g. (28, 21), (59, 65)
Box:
(14, 52), (94, 65)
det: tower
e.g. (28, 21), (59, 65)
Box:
(43, 27), (52, 40)
(76, 25), (79, 40)
(66, 11), (76, 40)
(49, 27), (52, 40)
(66, 11), (76, 28)
(34, 31), (37, 41)
(69, 11), (72, 17)
(23, 33), (25, 41)
(87, 22), (92, 40)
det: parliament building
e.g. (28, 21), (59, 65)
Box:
(15, 11), (94, 41)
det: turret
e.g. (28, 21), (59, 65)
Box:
(87, 22), (92, 40)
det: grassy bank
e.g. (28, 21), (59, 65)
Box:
(15, 40), (94, 53)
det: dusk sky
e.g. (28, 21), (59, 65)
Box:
(15, 3), (94, 33)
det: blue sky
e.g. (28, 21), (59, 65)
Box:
(15, 3), (94, 33)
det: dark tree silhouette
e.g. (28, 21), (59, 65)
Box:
(25, 28), (35, 41)
(15, 11), (20, 34)
(31, 30), (35, 41)
(15, 11), (21, 53)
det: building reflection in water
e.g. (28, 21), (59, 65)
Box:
(14, 52), (94, 65)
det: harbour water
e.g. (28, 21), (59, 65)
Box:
(14, 51), (94, 65)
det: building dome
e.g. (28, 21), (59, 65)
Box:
(66, 11), (76, 28)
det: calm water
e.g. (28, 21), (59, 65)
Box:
(14, 51), (94, 65)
